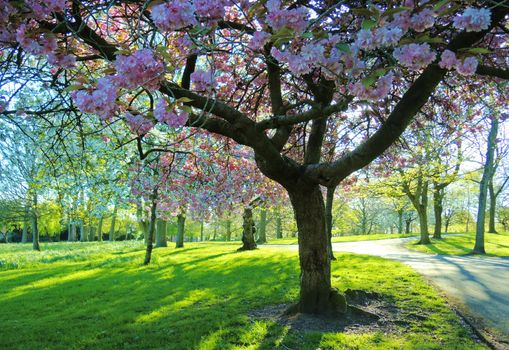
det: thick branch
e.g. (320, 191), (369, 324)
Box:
(476, 65), (509, 80)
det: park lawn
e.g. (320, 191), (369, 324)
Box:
(271, 233), (417, 245)
(406, 232), (509, 257)
(0, 242), (484, 350)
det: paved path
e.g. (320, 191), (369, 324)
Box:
(265, 238), (509, 341)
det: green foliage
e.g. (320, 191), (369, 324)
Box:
(0, 242), (483, 349)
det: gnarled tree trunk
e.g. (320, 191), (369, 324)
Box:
(176, 214), (185, 248)
(488, 181), (497, 233)
(155, 219), (168, 247)
(433, 185), (444, 239)
(238, 206), (257, 251)
(325, 186), (336, 260)
(256, 208), (267, 244)
(287, 184), (346, 316)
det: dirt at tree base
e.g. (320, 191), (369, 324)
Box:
(249, 289), (401, 334)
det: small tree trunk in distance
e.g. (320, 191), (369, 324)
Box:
(397, 209), (403, 234)
(97, 216), (103, 242)
(488, 181), (497, 233)
(275, 208), (283, 239)
(144, 188), (158, 265)
(325, 186), (336, 260)
(287, 184), (346, 316)
(176, 214), (185, 248)
(417, 181), (430, 244)
(474, 117), (499, 254)
(79, 220), (86, 242)
(433, 185), (444, 239)
(238, 206), (257, 251)
(225, 219), (231, 241)
(200, 220), (204, 241)
(109, 203), (118, 241)
(155, 219), (168, 247)
(22, 205), (29, 243)
(257, 208), (267, 244)
(32, 192), (40, 251)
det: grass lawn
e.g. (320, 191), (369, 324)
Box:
(406, 232), (509, 257)
(0, 241), (485, 350)
(271, 233), (417, 245)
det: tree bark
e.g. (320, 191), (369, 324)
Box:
(287, 184), (346, 315)
(225, 218), (231, 241)
(22, 205), (29, 243)
(256, 208), (267, 244)
(97, 216), (103, 242)
(31, 192), (40, 251)
(275, 208), (283, 239)
(488, 181), (497, 233)
(109, 203), (118, 241)
(397, 209), (404, 234)
(144, 189), (158, 265)
(325, 186), (336, 260)
(176, 214), (185, 248)
(474, 117), (499, 254)
(155, 219), (168, 247)
(433, 185), (444, 239)
(238, 206), (257, 251)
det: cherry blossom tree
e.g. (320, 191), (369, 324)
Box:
(1, 0), (508, 315)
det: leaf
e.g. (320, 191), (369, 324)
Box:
(63, 84), (83, 92)
(177, 97), (193, 103)
(361, 19), (377, 30)
(335, 43), (351, 53)
(433, 0), (450, 11)
(361, 75), (377, 88)
(461, 47), (491, 54)
(383, 6), (412, 17)
(301, 32), (314, 39)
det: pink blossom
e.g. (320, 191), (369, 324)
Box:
(72, 76), (119, 121)
(125, 112), (154, 135)
(115, 49), (165, 91)
(455, 56), (478, 76)
(438, 50), (458, 70)
(453, 8), (491, 32)
(151, 0), (197, 31)
(266, 0), (307, 33)
(393, 43), (436, 70)
(191, 70), (216, 92)
(355, 29), (376, 50)
(194, 0), (228, 19)
(16, 22), (57, 55)
(376, 27), (403, 47)
(47, 53), (76, 68)
(349, 72), (394, 101)
(154, 99), (189, 128)
(410, 8), (435, 32)
(248, 31), (271, 51)
(25, 0), (66, 18)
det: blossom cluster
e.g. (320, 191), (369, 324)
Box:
(350, 72), (395, 101)
(16, 22), (57, 55)
(115, 49), (165, 91)
(72, 76), (119, 121)
(47, 53), (76, 68)
(151, 0), (197, 31)
(453, 8), (492, 32)
(191, 70), (216, 92)
(266, 0), (307, 33)
(439, 50), (479, 76)
(393, 43), (436, 71)
(154, 99), (189, 128)
(125, 112), (155, 135)
(25, 0), (66, 18)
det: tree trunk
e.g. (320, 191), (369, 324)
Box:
(238, 206), (257, 251)
(31, 193), (40, 251)
(22, 205), (29, 243)
(89, 226), (95, 241)
(474, 117), (499, 254)
(275, 208), (283, 239)
(144, 189), (158, 265)
(155, 219), (168, 247)
(287, 184), (346, 316)
(225, 219), (231, 241)
(417, 206), (430, 244)
(176, 214), (185, 248)
(257, 208), (267, 244)
(488, 181), (497, 233)
(97, 216), (103, 242)
(433, 186), (444, 239)
(405, 218), (411, 234)
(109, 203), (118, 241)
(397, 209), (403, 234)
(325, 186), (336, 260)
(200, 220), (204, 241)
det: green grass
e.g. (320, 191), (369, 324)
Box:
(271, 233), (417, 245)
(406, 232), (509, 257)
(0, 242), (485, 350)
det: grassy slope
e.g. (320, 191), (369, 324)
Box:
(270, 233), (417, 245)
(406, 232), (509, 257)
(0, 242), (484, 350)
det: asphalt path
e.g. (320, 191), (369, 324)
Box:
(265, 237), (509, 342)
